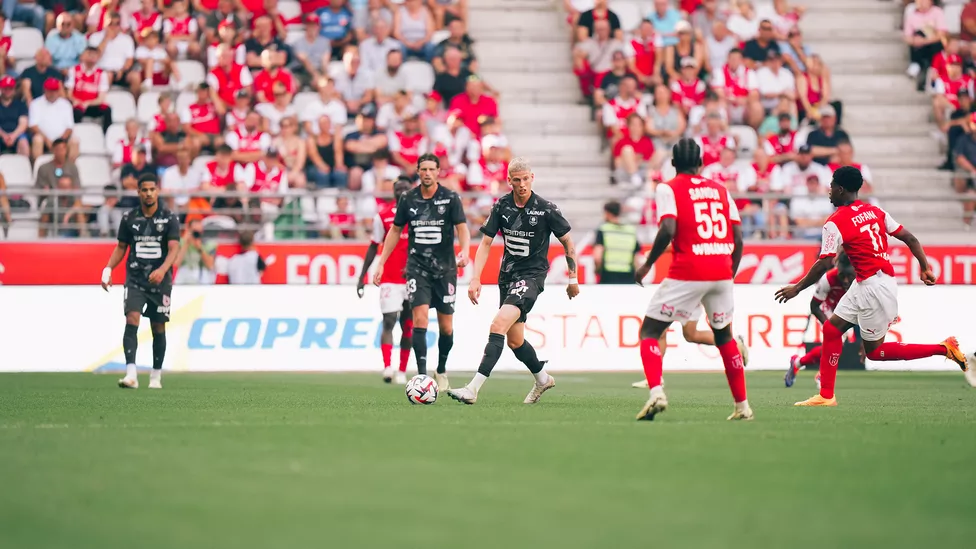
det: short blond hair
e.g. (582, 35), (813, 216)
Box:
(508, 157), (531, 176)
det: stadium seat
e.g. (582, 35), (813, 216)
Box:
(106, 90), (136, 124)
(327, 61), (344, 79)
(945, 4), (963, 35)
(104, 123), (126, 152)
(191, 155), (214, 174)
(292, 91), (319, 114)
(610, 1), (643, 32)
(6, 218), (39, 240)
(286, 30), (304, 46)
(33, 153), (52, 181)
(729, 125), (758, 157)
(10, 27), (43, 61)
(0, 154), (33, 187)
(75, 156), (112, 206)
(74, 123), (107, 156)
(15, 59), (35, 74)
(175, 91), (195, 115)
(137, 90), (161, 124)
(278, 1), (302, 28)
(402, 61), (435, 94)
(431, 29), (450, 45)
(174, 60), (206, 90)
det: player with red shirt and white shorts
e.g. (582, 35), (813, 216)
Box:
(356, 178), (414, 385)
(634, 138), (752, 421)
(776, 166), (969, 406)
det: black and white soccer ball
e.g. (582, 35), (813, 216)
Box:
(405, 375), (438, 405)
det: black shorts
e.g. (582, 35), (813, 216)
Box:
(406, 271), (457, 315)
(124, 284), (172, 323)
(499, 276), (545, 323)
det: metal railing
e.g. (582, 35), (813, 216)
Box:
(0, 187), (973, 241)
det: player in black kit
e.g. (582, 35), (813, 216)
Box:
(373, 153), (471, 390)
(100, 174), (181, 390)
(447, 157), (580, 405)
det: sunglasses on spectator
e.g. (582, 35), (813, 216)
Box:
(760, 25), (773, 31)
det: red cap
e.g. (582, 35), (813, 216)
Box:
(305, 13), (320, 24)
(43, 78), (60, 91)
(447, 108), (463, 119)
(218, 19), (234, 30)
(0, 75), (15, 88)
(427, 90), (442, 102)
(433, 144), (448, 157)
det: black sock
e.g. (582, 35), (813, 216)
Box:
(152, 330), (166, 370)
(412, 328), (428, 375)
(437, 331), (453, 374)
(477, 333), (506, 378)
(512, 341), (545, 374)
(123, 324), (138, 364)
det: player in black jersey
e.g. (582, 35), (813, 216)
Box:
(374, 153), (471, 389)
(447, 157), (580, 405)
(100, 174), (181, 390)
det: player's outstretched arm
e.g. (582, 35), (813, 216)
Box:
(890, 227), (936, 285)
(635, 217), (675, 286)
(373, 225), (402, 286)
(558, 232), (580, 299)
(455, 221), (471, 268)
(468, 234), (494, 305)
(775, 256), (831, 303)
(101, 242), (128, 291)
(357, 242), (379, 297)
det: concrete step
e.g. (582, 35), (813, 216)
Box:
(533, 166), (612, 185)
(469, 0), (553, 12)
(857, 153), (944, 170)
(871, 169), (956, 192)
(503, 87), (581, 104)
(509, 133), (602, 156)
(469, 9), (561, 36)
(842, 120), (932, 137)
(838, 87), (922, 105)
(884, 199), (964, 218)
(505, 119), (597, 137)
(843, 104), (930, 127)
(478, 49), (572, 73)
(472, 26), (567, 42)
(802, 10), (899, 35)
(481, 70), (578, 93)
(851, 135), (939, 156)
(500, 103), (591, 124)
(809, 41), (908, 66)
(829, 58), (908, 75)
(805, 0), (899, 13)
(832, 73), (917, 95)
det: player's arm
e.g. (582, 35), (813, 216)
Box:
(731, 223), (743, 276)
(636, 183), (676, 285)
(777, 221), (837, 302)
(467, 233), (494, 305)
(102, 216), (132, 291)
(359, 213), (385, 297)
(149, 216), (182, 285)
(592, 229), (604, 273)
(558, 231), (580, 299)
(452, 193), (470, 268)
(889, 227), (935, 285)
(373, 226), (402, 286)
(809, 298), (828, 325)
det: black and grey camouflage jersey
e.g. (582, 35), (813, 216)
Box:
(393, 183), (466, 278)
(116, 207), (181, 292)
(480, 192), (571, 285)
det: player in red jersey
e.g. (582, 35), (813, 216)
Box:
(783, 252), (856, 388)
(634, 138), (752, 421)
(776, 167), (969, 406)
(357, 178), (414, 384)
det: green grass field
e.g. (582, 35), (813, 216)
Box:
(1, 371), (974, 548)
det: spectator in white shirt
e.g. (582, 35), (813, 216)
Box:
(789, 174), (835, 240)
(332, 48), (376, 115)
(755, 50), (796, 112)
(359, 17), (402, 75)
(727, 0), (760, 42)
(161, 147), (204, 208)
(374, 49), (408, 104)
(376, 90), (415, 133)
(361, 148), (401, 196)
(28, 78), (76, 160)
(774, 144), (830, 195)
(301, 76), (349, 136)
(88, 12), (135, 87)
(255, 81), (298, 136)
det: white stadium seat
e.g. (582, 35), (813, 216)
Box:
(0, 154), (33, 187)
(76, 156), (112, 206)
(137, 90), (161, 124)
(15, 59), (35, 74)
(10, 27), (43, 60)
(945, 4), (963, 35)
(402, 60), (435, 94)
(174, 60), (206, 90)
(191, 155), (215, 174)
(106, 90), (136, 124)
(610, 1), (643, 32)
(431, 29), (450, 45)
(33, 154), (53, 181)
(104, 123), (127, 152)
(286, 30), (305, 46)
(74, 123), (107, 156)
(292, 91), (319, 114)
(176, 91), (195, 116)
(278, 1), (302, 28)
(327, 61), (344, 80)
(729, 125), (758, 157)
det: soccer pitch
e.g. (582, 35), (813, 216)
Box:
(1, 371), (974, 549)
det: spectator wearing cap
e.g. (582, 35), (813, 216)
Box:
(779, 26), (812, 74)
(112, 118), (152, 169)
(225, 89), (253, 134)
(573, 18), (624, 98)
(226, 110), (272, 165)
(646, 0), (681, 48)
(245, 15), (292, 71)
(207, 20), (246, 71)
(35, 137), (80, 194)
(775, 144), (830, 195)
(789, 173), (834, 240)
(374, 50), (408, 104)
(799, 105), (849, 165)
(932, 57), (971, 138)
(670, 57), (707, 114)
(89, 12), (135, 89)
(333, 47), (376, 115)
(301, 76), (349, 135)
(711, 48), (763, 128)
(162, 147), (207, 215)
(448, 74), (497, 138)
(19, 49), (63, 104)
(663, 21), (705, 85)
(904, 0), (947, 81)
(432, 46), (471, 106)
(0, 75), (29, 156)
(595, 50), (637, 109)
(318, 0), (355, 60)
(692, 0), (727, 40)
(394, 0), (435, 62)
(28, 77), (76, 160)
(256, 81), (298, 136)
(306, 113), (349, 189)
(421, 90), (447, 137)
(796, 54), (841, 125)
(388, 109), (428, 176)
(762, 112), (797, 165)
(65, 47), (112, 134)
(133, 30), (179, 95)
(202, 0), (245, 44)
(613, 113), (654, 188)
(359, 16), (402, 75)
(742, 18), (780, 69)
(756, 50), (795, 114)
(46, 13), (87, 72)
(377, 89), (414, 133)
(181, 83), (224, 154)
(290, 13), (332, 89)
(253, 49), (297, 105)
(5, 0), (45, 33)
(628, 20), (664, 90)
(207, 44), (254, 114)
(433, 18), (477, 74)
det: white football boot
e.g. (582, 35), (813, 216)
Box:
(447, 386), (477, 404)
(523, 375), (556, 404)
(394, 371), (407, 385)
(118, 377), (138, 389)
(148, 369), (162, 389)
(434, 373), (450, 391)
(382, 367), (394, 384)
(727, 401), (754, 421)
(636, 386), (668, 420)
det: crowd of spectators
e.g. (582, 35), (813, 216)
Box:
(0, 0), (515, 241)
(567, 0), (870, 240)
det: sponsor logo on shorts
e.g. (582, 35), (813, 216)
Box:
(712, 311), (727, 325)
(660, 304), (674, 318)
(443, 295), (455, 303)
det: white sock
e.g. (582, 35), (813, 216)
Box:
(469, 373), (488, 392)
(735, 399), (750, 411)
(150, 369), (161, 383)
(126, 363), (137, 379)
(533, 369), (551, 385)
(649, 385), (665, 399)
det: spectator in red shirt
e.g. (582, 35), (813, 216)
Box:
(253, 49), (296, 104)
(181, 82), (224, 153)
(66, 47), (112, 133)
(207, 44), (254, 115)
(629, 20), (663, 90)
(447, 74), (498, 138)
(163, 0), (201, 60)
(613, 113), (654, 188)
(669, 57), (707, 114)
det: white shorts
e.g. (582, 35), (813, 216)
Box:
(379, 283), (409, 314)
(832, 272), (898, 342)
(645, 278), (734, 329)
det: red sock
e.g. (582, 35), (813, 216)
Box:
(819, 323), (844, 399)
(381, 344), (392, 369)
(866, 342), (944, 361)
(799, 346), (822, 366)
(640, 338), (663, 389)
(717, 339), (747, 402)
(399, 347), (411, 372)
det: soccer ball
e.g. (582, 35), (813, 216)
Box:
(405, 375), (438, 405)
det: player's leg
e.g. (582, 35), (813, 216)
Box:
(794, 314), (853, 406)
(508, 322), (556, 404)
(149, 322), (166, 389)
(431, 274), (458, 390)
(407, 275), (434, 376)
(447, 304), (521, 404)
(701, 280), (752, 420)
(633, 329), (669, 389)
(397, 300), (412, 384)
(379, 312), (398, 383)
(786, 345), (822, 388)
(119, 286), (147, 388)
